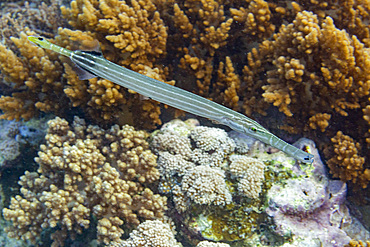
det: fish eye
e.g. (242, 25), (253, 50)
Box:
(251, 127), (257, 132)
(38, 37), (44, 41)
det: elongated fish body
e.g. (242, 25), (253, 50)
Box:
(28, 36), (314, 163)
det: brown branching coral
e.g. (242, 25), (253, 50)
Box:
(230, 0), (275, 40)
(214, 56), (240, 110)
(345, 240), (370, 247)
(326, 131), (370, 189)
(283, 0), (370, 47)
(0, 31), (67, 120)
(259, 11), (370, 119)
(59, 0), (173, 128)
(3, 116), (166, 246)
(0, 1), (64, 48)
(61, 0), (167, 65)
(308, 113), (331, 132)
(172, 0), (277, 114)
(173, 1), (242, 108)
(240, 10), (370, 188)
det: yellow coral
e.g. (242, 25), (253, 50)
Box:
(308, 113), (331, 132)
(259, 11), (370, 119)
(214, 56), (240, 110)
(345, 240), (370, 247)
(230, 0), (275, 40)
(61, 0), (166, 65)
(59, 0), (173, 127)
(0, 31), (66, 120)
(326, 131), (370, 188)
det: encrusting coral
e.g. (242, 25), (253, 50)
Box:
(181, 165), (232, 207)
(2, 0), (370, 245)
(2, 116), (167, 246)
(148, 119), (370, 245)
(108, 220), (233, 247)
(196, 241), (230, 247)
(150, 119), (270, 241)
(108, 220), (181, 247)
(229, 155), (265, 199)
(151, 119), (236, 212)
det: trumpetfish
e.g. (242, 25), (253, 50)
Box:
(28, 36), (314, 164)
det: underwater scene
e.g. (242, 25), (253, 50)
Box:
(0, 0), (369, 246)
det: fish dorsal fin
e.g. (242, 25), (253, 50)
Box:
(73, 40), (102, 80)
(79, 38), (102, 53)
(82, 50), (103, 57)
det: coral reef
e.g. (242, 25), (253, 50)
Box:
(0, 1), (64, 49)
(2, 117), (370, 246)
(150, 119), (370, 246)
(58, 0), (174, 128)
(239, 9), (370, 188)
(150, 119), (236, 211)
(181, 165), (232, 207)
(1, 0), (370, 188)
(2, 117), (167, 246)
(2, 0), (370, 245)
(150, 119), (268, 242)
(0, 0), (173, 128)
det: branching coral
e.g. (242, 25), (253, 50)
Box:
(230, 0), (275, 40)
(345, 240), (370, 247)
(59, 0), (173, 128)
(0, 1), (64, 49)
(3, 116), (166, 246)
(325, 131), (370, 189)
(0, 31), (67, 120)
(259, 11), (370, 119)
(0, 0), (174, 128)
(241, 10), (370, 188)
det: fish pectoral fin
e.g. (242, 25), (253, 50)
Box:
(73, 64), (97, 80)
